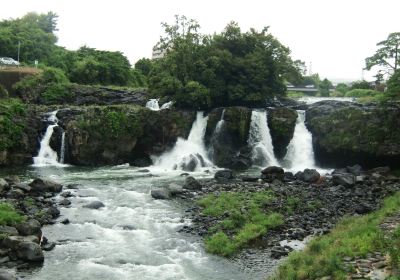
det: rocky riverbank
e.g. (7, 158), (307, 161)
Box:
(0, 176), (66, 279)
(153, 165), (400, 260)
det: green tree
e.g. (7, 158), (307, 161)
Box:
(350, 80), (372, 90)
(387, 70), (400, 99)
(134, 58), (153, 76)
(319, 78), (332, 97)
(335, 83), (349, 95)
(366, 32), (400, 74)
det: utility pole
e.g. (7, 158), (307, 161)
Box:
(17, 41), (20, 66)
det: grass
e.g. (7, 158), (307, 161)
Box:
(271, 192), (400, 280)
(198, 190), (283, 256)
(0, 202), (25, 226)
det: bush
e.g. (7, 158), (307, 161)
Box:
(175, 81), (211, 109)
(13, 66), (72, 104)
(0, 84), (8, 98)
(387, 70), (400, 99)
(345, 89), (381, 97)
(0, 99), (26, 151)
(0, 203), (25, 226)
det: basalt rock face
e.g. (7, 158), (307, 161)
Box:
(0, 106), (44, 167)
(267, 107), (298, 159)
(205, 107), (252, 170)
(306, 101), (400, 168)
(57, 106), (195, 166)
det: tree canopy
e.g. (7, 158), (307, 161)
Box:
(148, 16), (301, 109)
(365, 32), (400, 74)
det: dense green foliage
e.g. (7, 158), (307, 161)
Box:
(0, 99), (26, 151)
(0, 84), (8, 98)
(0, 12), (58, 64)
(272, 192), (400, 280)
(0, 203), (25, 226)
(148, 16), (301, 109)
(387, 70), (400, 99)
(318, 78), (332, 97)
(365, 32), (400, 73)
(198, 190), (283, 256)
(13, 67), (72, 104)
(350, 80), (373, 90)
(344, 89), (381, 98)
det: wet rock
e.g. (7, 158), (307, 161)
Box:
(42, 242), (56, 251)
(59, 199), (71, 206)
(13, 183), (31, 192)
(129, 156), (152, 167)
(16, 220), (41, 237)
(241, 176), (259, 182)
(60, 219), (70, 225)
(3, 236), (40, 250)
(270, 246), (291, 259)
(0, 269), (16, 280)
(295, 171), (304, 181)
(47, 206), (60, 218)
(214, 169), (235, 180)
(332, 173), (355, 187)
(65, 184), (80, 190)
(15, 242), (44, 262)
(367, 166), (391, 175)
(183, 176), (202, 191)
(29, 178), (62, 193)
(83, 201), (105, 209)
(283, 172), (295, 182)
(261, 166), (284, 182)
(346, 164), (363, 175)
(332, 168), (347, 174)
(355, 203), (373, 214)
(151, 189), (171, 200)
(0, 226), (18, 236)
(302, 169), (320, 183)
(0, 179), (9, 192)
(180, 154), (204, 172)
(60, 191), (74, 198)
(167, 183), (184, 196)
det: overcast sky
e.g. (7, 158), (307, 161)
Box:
(1, 0), (399, 82)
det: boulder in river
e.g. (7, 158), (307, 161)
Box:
(83, 201), (105, 209)
(183, 176), (202, 191)
(16, 220), (41, 237)
(214, 169), (235, 180)
(151, 189), (171, 200)
(167, 183), (184, 195)
(261, 166), (284, 182)
(29, 178), (62, 193)
(15, 242), (44, 262)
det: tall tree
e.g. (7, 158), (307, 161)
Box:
(365, 32), (400, 74)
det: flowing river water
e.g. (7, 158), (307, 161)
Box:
(5, 166), (274, 280)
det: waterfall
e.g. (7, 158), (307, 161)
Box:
(154, 111), (212, 171)
(33, 111), (67, 167)
(283, 110), (316, 171)
(214, 109), (225, 135)
(160, 101), (173, 109)
(59, 131), (66, 164)
(248, 110), (279, 167)
(146, 99), (160, 111)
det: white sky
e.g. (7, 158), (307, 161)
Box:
(1, 0), (399, 82)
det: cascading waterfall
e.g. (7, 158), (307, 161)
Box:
(59, 131), (66, 164)
(146, 99), (160, 111)
(248, 110), (279, 167)
(33, 111), (66, 166)
(214, 109), (226, 135)
(160, 101), (173, 109)
(283, 110), (316, 171)
(154, 111), (212, 171)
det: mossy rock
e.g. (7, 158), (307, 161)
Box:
(267, 107), (298, 159)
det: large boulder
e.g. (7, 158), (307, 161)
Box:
(267, 108), (298, 159)
(205, 107), (252, 170)
(15, 242), (44, 262)
(183, 176), (202, 191)
(83, 201), (105, 209)
(151, 189), (171, 199)
(332, 173), (356, 187)
(214, 169), (235, 180)
(306, 101), (400, 168)
(16, 219), (41, 237)
(261, 166), (284, 182)
(302, 169), (320, 183)
(0, 269), (17, 280)
(29, 178), (62, 193)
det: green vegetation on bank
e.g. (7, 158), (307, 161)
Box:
(0, 203), (25, 226)
(197, 190), (283, 256)
(0, 98), (27, 151)
(272, 192), (400, 280)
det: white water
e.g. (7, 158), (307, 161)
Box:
(154, 112), (212, 171)
(283, 110), (316, 172)
(146, 99), (174, 111)
(33, 111), (66, 167)
(60, 131), (66, 164)
(26, 166), (262, 280)
(298, 96), (355, 104)
(146, 99), (160, 111)
(160, 101), (173, 110)
(214, 109), (225, 135)
(248, 110), (279, 167)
